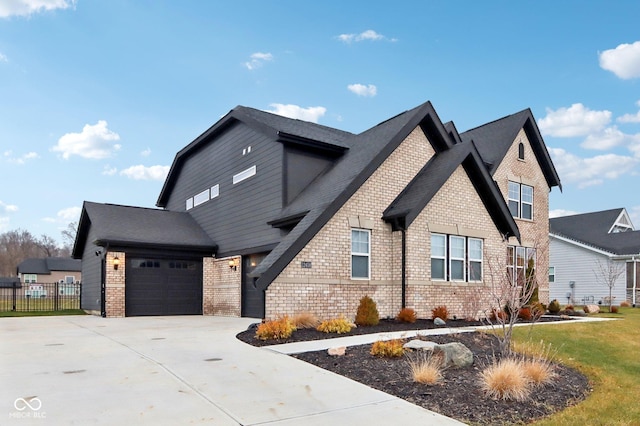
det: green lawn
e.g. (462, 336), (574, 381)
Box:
(512, 308), (640, 425)
(0, 309), (86, 317)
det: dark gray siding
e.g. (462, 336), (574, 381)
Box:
(165, 122), (284, 254)
(285, 147), (334, 205)
(80, 224), (102, 312)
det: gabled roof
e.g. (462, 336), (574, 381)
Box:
(550, 208), (640, 255)
(72, 202), (216, 257)
(17, 257), (81, 275)
(460, 109), (562, 191)
(382, 142), (520, 241)
(250, 101), (459, 284)
(0, 277), (21, 288)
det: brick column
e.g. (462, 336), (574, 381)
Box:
(105, 251), (125, 318)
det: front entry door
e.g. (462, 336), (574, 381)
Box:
(241, 253), (268, 318)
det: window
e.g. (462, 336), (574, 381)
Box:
(518, 142), (525, 160)
(23, 274), (37, 283)
(186, 198), (194, 210)
(508, 181), (533, 220)
(549, 266), (555, 283)
(210, 184), (219, 199)
(351, 229), (370, 279)
(233, 165), (257, 184)
(431, 234), (446, 280)
(64, 276), (75, 284)
(507, 246), (536, 285)
(430, 233), (483, 282)
(194, 188), (210, 207)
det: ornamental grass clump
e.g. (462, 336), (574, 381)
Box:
(407, 351), (443, 385)
(522, 358), (557, 388)
(317, 316), (353, 334)
(431, 305), (449, 321)
(355, 295), (379, 326)
(255, 316), (296, 341)
(370, 339), (405, 358)
(480, 357), (531, 401)
(396, 307), (417, 323)
(291, 312), (320, 329)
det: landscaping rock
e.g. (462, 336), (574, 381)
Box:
(433, 342), (473, 368)
(585, 304), (600, 314)
(573, 309), (587, 317)
(328, 346), (346, 356)
(403, 340), (437, 351)
(434, 317), (446, 326)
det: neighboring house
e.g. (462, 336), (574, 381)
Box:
(0, 277), (21, 288)
(17, 258), (82, 285)
(549, 208), (640, 307)
(73, 101), (561, 318)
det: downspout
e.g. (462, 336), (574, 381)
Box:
(401, 229), (406, 309)
(634, 255), (637, 308)
(100, 254), (106, 317)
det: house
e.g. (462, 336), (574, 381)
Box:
(17, 257), (82, 285)
(72, 100), (561, 318)
(0, 277), (21, 288)
(549, 208), (640, 307)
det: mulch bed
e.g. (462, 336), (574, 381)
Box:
(236, 318), (591, 425)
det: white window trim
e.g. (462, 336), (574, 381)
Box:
(508, 181), (534, 220)
(431, 233), (484, 283)
(193, 188), (210, 207)
(449, 235), (466, 282)
(468, 238), (483, 282)
(186, 198), (194, 210)
(24, 274), (37, 284)
(210, 184), (220, 199)
(233, 165), (257, 184)
(430, 233), (447, 281)
(549, 266), (555, 283)
(351, 228), (370, 280)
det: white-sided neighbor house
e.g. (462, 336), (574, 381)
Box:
(73, 100), (561, 318)
(549, 208), (640, 306)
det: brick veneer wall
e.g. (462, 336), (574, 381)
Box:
(203, 256), (241, 317)
(266, 126), (436, 320)
(105, 251), (125, 318)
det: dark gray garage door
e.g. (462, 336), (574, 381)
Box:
(126, 258), (202, 316)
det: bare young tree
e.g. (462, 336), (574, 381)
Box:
(593, 258), (625, 312)
(61, 221), (78, 252)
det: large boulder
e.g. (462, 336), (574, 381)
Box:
(403, 340), (438, 351)
(585, 304), (600, 314)
(433, 342), (473, 368)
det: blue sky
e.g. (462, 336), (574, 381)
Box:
(1, 1), (640, 245)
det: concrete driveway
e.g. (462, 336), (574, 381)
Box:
(1, 315), (464, 425)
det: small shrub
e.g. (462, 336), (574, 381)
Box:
(564, 304), (574, 311)
(355, 295), (379, 326)
(548, 299), (561, 314)
(317, 316), (353, 334)
(255, 316), (296, 341)
(522, 358), (556, 387)
(531, 302), (546, 320)
(489, 308), (507, 322)
(396, 307), (417, 323)
(518, 307), (532, 321)
(480, 358), (530, 401)
(291, 312), (320, 329)
(611, 305), (619, 313)
(407, 351), (443, 385)
(621, 300), (631, 308)
(370, 339), (405, 358)
(431, 305), (449, 321)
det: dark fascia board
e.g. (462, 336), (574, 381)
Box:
(217, 242), (279, 259)
(255, 101), (455, 288)
(277, 131), (348, 157)
(523, 114), (562, 191)
(444, 121), (464, 145)
(93, 238), (217, 255)
(71, 202), (91, 259)
(267, 211), (309, 229)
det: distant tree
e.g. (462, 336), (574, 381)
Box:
(0, 229), (70, 276)
(594, 259), (625, 312)
(61, 221), (78, 252)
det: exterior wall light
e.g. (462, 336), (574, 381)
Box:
(228, 258), (239, 271)
(113, 256), (120, 270)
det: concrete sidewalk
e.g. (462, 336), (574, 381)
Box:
(1, 315), (464, 425)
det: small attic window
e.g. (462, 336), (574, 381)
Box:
(518, 142), (525, 160)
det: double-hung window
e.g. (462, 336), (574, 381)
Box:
(351, 229), (370, 279)
(508, 181), (533, 220)
(23, 274), (37, 284)
(431, 233), (483, 282)
(507, 246), (536, 286)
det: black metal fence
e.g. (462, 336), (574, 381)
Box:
(0, 282), (82, 312)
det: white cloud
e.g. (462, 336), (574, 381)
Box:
(581, 126), (627, 150)
(140, 147), (151, 157)
(618, 111), (640, 123)
(549, 209), (579, 218)
(347, 83), (377, 97)
(538, 103), (611, 137)
(336, 30), (395, 43)
(120, 165), (170, 181)
(629, 206), (640, 229)
(4, 151), (39, 164)
(42, 206), (81, 226)
(266, 103), (326, 123)
(102, 165), (117, 176)
(548, 147), (638, 188)
(0, 0), (76, 18)
(599, 40), (640, 79)
(244, 52), (274, 70)
(0, 200), (18, 213)
(52, 120), (121, 160)
(0, 216), (9, 232)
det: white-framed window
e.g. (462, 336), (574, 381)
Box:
(468, 238), (483, 282)
(351, 229), (370, 279)
(210, 184), (220, 199)
(233, 165), (257, 184)
(186, 197), (194, 210)
(549, 266), (555, 283)
(508, 181), (533, 220)
(64, 276), (75, 284)
(430, 233), (483, 282)
(449, 236), (466, 281)
(23, 274), (37, 283)
(430, 234), (447, 280)
(194, 188), (210, 207)
(507, 246), (536, 285)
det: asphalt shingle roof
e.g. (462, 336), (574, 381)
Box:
(17, 257), (81, 274)
(550, 208), (640, 255)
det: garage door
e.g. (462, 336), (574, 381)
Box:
(126, 258), (202, 316)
